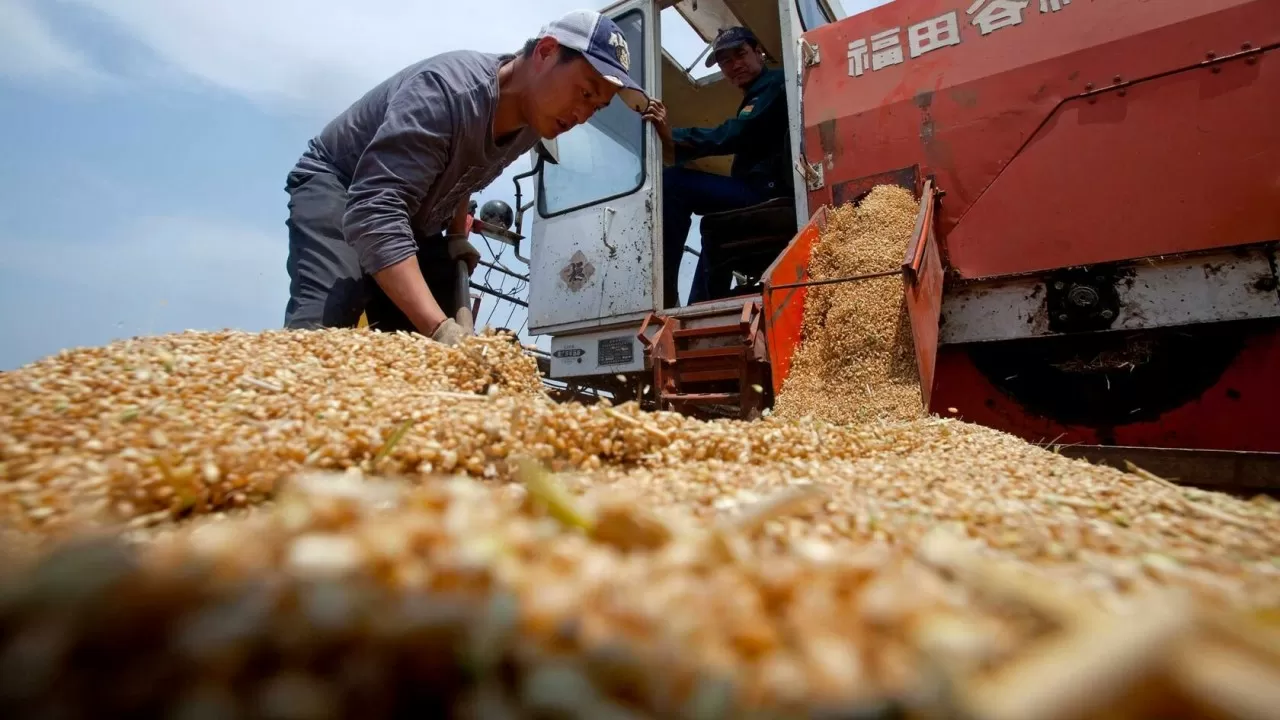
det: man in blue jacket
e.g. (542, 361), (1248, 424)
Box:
(644, 27), (793, 307)
(283, 10), (647, 345)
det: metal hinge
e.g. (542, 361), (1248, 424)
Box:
(799, 39), (821, 67)
(796, 159), (824, 190)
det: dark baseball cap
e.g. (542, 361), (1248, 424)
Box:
(537, 10), (649, 112)
(704, 26), (760, 67)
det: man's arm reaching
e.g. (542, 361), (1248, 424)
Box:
(671, 73), (785, 163)
(342, 72), (455, 336)
(373, 260), (450, 337)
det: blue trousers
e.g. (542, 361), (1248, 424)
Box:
(662, 166), (766, 307)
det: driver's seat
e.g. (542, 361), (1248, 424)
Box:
(697, 196), (797, 300)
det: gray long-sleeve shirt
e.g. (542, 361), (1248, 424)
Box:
(293, 50), (541, 274)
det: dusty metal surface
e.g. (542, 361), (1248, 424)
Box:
(761, 206), (828, 397)
(667, 296), (761, 319)
(903, 181), (944, 409)
(548, 327), (648, 379)
(940, 245), (1280, 344)
(531, 196), (659, 333)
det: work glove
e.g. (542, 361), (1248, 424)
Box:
(446, 233), (480, 275)
(431, 318), (469, 346)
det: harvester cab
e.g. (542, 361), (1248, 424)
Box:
(516, 0), (844, 414)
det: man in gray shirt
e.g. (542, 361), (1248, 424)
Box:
(283, 10), (648, 345)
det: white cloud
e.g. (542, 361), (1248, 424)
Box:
(11, 0), (713, 116)
(61, 0), (615, 116)
(3, 214), (287, 307)
(0, 0), (109, 86)
(0, 213), (290, 369)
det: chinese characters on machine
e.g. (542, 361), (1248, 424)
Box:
(847, 0), (1071, 77)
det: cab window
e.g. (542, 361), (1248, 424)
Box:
(796, 0), (834, 30)
(538, 10), (647, 217)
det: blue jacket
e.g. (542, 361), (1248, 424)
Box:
(671, 67), (793, 198)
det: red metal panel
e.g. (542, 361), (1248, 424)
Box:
(946, 54), (1280, 278)
(902, 183), (943, 408)
(929, 327), (1280, 452)
(801, 0), (1280, 279)
(762, 206), (829, 397)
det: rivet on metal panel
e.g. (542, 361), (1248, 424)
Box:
(1112, 75), (1122, 84)
(1242, 42), (1252, 50)
(1058, 314), (1069, 322)
(1101, 310), (1115, 320)
(1085, 82), (1094, 90)
(1206, 52), (1217, 60)
(1053, 281), (1065, 290)
(1118, 89), (1127, 97)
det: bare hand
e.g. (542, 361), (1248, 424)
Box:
(642, 100), (674, 147)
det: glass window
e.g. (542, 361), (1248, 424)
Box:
(659, 6), (718, 81)
(796, 0), (834, 31)
(539, 10), (646, 217)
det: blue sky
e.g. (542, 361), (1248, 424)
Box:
(0, 0), (865, 370)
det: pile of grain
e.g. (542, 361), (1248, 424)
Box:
(2, 328), (1280, 717)
(0, 329), (544, 539)
(773, 185), (924, 425)
(1, 467), (1277, 718)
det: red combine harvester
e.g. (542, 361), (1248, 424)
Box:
(481, 0), (1279, 492)
(765, 0), (1280, 489)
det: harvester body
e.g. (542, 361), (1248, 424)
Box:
(509, 0), (1279, 486)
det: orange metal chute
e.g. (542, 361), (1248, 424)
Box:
(762, 183), (943, 408)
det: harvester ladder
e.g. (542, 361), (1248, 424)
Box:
(638, 300), (771, 420)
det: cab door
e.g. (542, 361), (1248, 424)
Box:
(528, 0), (663, 335)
